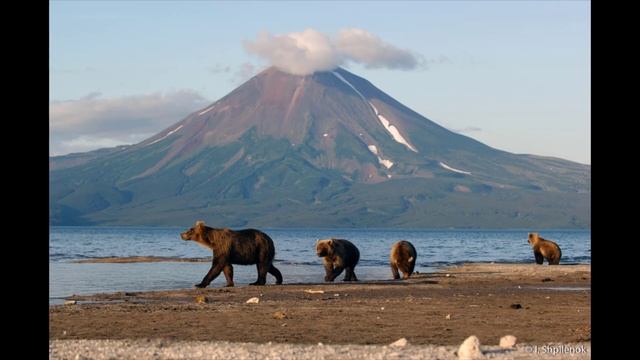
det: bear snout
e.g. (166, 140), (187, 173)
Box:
(180, 232), (191, 240)
(316, 249), (327, 257)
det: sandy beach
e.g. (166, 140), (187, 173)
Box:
(49, 263), (590, 358)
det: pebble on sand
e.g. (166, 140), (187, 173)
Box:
(273, 311), (287, 319)
(194, 295), (208, 304)
(246, 297), (260, 304)
(446, 314), (451, 319)
(304, 290), (325, 294)
(499, 335), (517, 348)
(457, 335), (483, 360)
(64, 300), (77, 305)
(389, 338), (408, 347)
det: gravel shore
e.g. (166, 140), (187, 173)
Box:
(49, 339), (591, 360)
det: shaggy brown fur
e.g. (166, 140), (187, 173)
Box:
(316, 238), (360, 282)
(390, 240), (417, 279)
(528, 232), (562, 265)
(180, 220), (283, 287)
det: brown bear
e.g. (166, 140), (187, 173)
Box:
(180, 220), (283, 287)
(390, 240), (417, 279)
(315, 238), (360, 282)
(528, 232), (562, 265)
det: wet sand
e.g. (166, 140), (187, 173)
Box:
(49, 263), (590, 346)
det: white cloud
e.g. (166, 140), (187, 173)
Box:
(52, 134), (152, 156)
(50, 90), (209, 156)
(244, 28), (422, 75)
(335, 28), (419, 70)
(244, 29), (339, 75)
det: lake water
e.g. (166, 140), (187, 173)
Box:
(49, 227), (590, 304)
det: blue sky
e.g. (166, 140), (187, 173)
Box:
(50, 1), (590, 164)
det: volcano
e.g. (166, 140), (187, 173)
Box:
(50, 67), (590, 228)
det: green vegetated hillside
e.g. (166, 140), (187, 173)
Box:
(50, 67), (590, 228)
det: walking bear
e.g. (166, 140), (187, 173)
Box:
(180, 220), (283, 287)
(528, 232), (562, 265)
(390, 240), (417, 279)
(316, 238), (360, 282)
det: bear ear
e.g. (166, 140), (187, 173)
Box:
(195, 220), (205, 228)
(328, 239), (333, 246)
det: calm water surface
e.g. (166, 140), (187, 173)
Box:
(50, 227), (590, 304)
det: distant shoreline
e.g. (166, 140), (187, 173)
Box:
(70, 256), (591, 266)
(71, 256), (212, 263)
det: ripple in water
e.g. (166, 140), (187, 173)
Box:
(50, 227), (590, 302)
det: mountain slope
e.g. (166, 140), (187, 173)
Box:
(50, 67), (590, 228)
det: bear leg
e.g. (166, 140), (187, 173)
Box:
(349, 268), (358, 281)
(251, 263), (268, 285)
(343, 267), (353, 281)
(408, 260), (415, 278)
(196, 260), (225, 288)
(324, 263), (336, 282)
(222, 264), (234, 287)
(534, 252), (544, 265)
(332, 266), (345, 282)
(268, 264), (283, 284)
(391, 263), (400, 280)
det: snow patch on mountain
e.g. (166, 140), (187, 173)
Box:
(332, 71), (367, 101)
(148, 125), (184, 146)
(198, 105), (216, 115)
(332, 71), (417, 153)
(439, 161), (471, 175)
(369, 102), (417, 153)
(378, 158), (394, 169)
(367, 144), (393, 168)
(377, 114), (418, 153)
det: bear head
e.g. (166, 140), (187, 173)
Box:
(528, 232), (539, 245)
(316, 239), (335, 257)
(181, 220), (212, 249)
